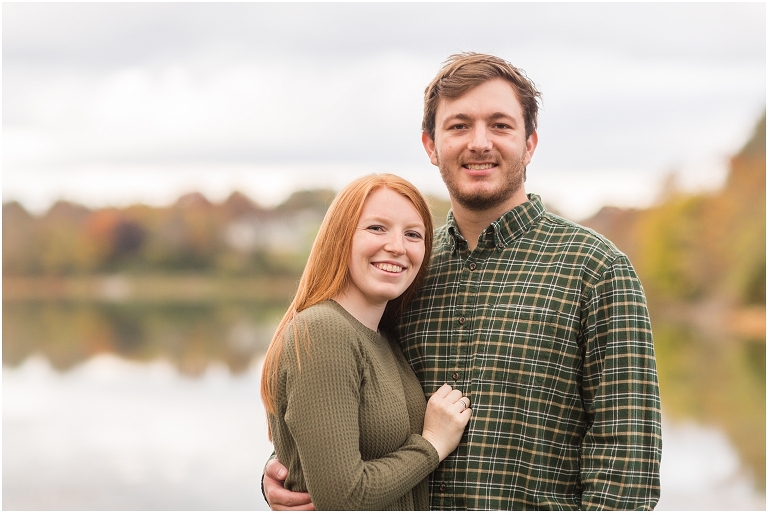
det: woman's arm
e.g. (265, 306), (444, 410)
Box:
(279, 323), (439, 510)
(265, 386), (470, 510)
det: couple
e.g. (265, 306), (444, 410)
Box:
(261, 53), (662, 510)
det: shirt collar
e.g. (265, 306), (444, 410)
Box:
(445, 194), (546, 251)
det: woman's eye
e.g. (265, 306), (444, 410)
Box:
(405, 231), (424, 240)
(367, 225), (385, 232)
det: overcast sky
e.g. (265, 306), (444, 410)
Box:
(3, 2), (765, 219)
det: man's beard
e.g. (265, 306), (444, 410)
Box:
(438, 152), (527, 212)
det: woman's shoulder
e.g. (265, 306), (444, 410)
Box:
(294, 300), (355, 331)
(280, 301), (365, 369)
(284, 301), (363, 348)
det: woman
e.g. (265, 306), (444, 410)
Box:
(261, 174), (471, 510)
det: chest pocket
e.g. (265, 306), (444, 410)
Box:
(484, 306), (574, 388)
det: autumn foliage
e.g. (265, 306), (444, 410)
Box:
(3, 190), (335, 277)
(583, 112), (766, 310)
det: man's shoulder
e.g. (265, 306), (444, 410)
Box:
(536, 211), (627, 263)
(431, 209), (630, 266)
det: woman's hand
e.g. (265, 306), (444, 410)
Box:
(421, 383), (472, 461)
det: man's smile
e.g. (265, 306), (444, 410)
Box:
(463, 163), (497, 170)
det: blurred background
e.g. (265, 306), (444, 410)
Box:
(3, 3), (765, 510)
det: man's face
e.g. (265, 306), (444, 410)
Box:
(422, 78), (538, 212)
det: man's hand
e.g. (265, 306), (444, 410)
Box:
(263, 458), (315, 511)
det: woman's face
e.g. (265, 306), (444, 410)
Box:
(344, 187), (426, 310)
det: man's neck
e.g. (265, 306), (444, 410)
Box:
(451, 190), (528, 251)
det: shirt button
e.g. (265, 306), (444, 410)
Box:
(452, 372), (459, 380)
(458, 316), (466, 324)
(468, 262), (476, 271)
(439, 484), (446, 492)
(497, 242), (504, 250)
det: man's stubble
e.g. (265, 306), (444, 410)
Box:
(436, 150), (528, 212)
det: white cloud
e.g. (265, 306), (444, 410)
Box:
(2, 3), (764, 217)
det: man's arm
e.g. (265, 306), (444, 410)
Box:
(262, 456), (314, 511)
(579, 255), (662, 510)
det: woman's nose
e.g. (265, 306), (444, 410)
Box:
(384, 234), (406, 255)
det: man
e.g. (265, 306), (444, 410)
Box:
(264, 52), (662, 510)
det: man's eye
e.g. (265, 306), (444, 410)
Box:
(493, 123), (511, 130)
(449, 124), (468, 130)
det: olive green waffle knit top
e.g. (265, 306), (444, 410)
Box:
(267, 300), (439, 510)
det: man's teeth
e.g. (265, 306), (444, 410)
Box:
(465, 163), (495, 170)
(375, 263), (403, 272)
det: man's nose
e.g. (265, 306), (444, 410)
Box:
(467, 125), (492, 152)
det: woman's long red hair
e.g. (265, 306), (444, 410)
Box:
(260, 174), (434, 416)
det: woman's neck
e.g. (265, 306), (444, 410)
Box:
(331, 291), (385, 332)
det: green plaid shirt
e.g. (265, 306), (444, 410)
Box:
(397, 194), (662, 510)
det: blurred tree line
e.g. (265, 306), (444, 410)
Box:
(3, 189), (338, 278)
(3, 186), (451, 281)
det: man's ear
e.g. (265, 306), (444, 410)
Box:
(523, 130), (538, 167)
(421, 132), (439, 167)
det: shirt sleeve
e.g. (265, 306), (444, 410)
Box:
(580, 255), (663, 510)
(282, 320), (439, 510)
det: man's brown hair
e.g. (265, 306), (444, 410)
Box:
(422, 52), (542, 142)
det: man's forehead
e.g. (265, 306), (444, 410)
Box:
(435, 79), (524, 119)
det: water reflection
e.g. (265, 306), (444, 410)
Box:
(2, 300), (765, 510)
(3, 300), (285, 374)
(3, 355), (272, 510)
(658, 420), (765, 510)
(652, 318), (766, 493)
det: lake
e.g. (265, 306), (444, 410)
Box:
(3, 300), (765, 510)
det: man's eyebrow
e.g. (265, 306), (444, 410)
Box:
(445, 113), (472, 121)
(444, 112), (516, 122)
(487, 113), (520, 128)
